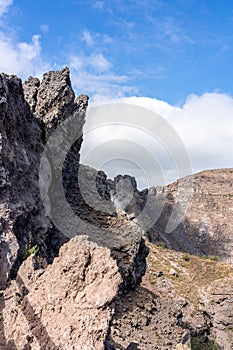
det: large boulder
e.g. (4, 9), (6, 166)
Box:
(2, 236), (122, 350)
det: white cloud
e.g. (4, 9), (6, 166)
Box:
(40, 24), (49, 33)
(103, 34), (113, 44)
(81, 29), (94, 46)
(70, 53), (111, 73)
(0, 0), (50, 78)
(81, 29), (113, 46)
(121, 93), (233, 171)
(17, 35), (41, 60)
(159, 17), (194, 44)
(89, 53), (111, 72)
(69, 53), (136, 100)
(81, 93), (233, 188)
(0, 0), (12, 17)
(92, 1), (104, 9)
(0, 33), (49, 77)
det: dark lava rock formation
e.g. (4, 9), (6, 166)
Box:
(0, 68), (232, 350)
(0, 68), (148, 350)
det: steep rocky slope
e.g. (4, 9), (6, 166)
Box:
(111, 169), (233, 265)
(144, 243), (233, 350)
(105, 242), (233, 350)
(149, 169), (233, 264)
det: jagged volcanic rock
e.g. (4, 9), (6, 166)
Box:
(0, 68), (148, 350)
(0, 68), (88, 289)
(0, 72), (48, 288)
(1, 66), (232, 350)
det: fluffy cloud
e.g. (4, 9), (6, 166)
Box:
(0, 33), (49, 77)
(81, 93), (233, 189)
(69, 53), (136, 100)
(81, 30), (95, 46)
(122, 93), (233, 172)
(0, 1), (49, 78)
(0, 0), (12, 16)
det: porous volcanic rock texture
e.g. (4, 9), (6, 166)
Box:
(0, 68), (88, 289)
(1, 236), (122, 350)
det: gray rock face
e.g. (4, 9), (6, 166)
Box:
(0, 68), (149, 350)
(110, 175), (147, 215)
(23, 76), (40, 113)
(0, 68), (89, 289)
(23, 67), (88, 140)
(63, 164), (148, 289)
(0, 73), (47, 288)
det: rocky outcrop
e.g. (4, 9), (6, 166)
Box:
(0, 68), (89, 289)
(201, 275), (233, 349)
(0, 73), (47, 288)
(111, 170), (233, 265)
(110, 175), (147, 216)
(24, 67), (88, 139)
(1, 67), (232, 350)
(105, 242), (233, 349)
(149, 169), (233, 264)
(1, 236), (122, 350)
(0, 227), (147, 350)
(67, 165), (148, 289)
(0, 68), (149, 349)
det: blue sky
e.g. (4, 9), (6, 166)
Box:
(0, 0), (233, 187)
(1, 0), (233, 104)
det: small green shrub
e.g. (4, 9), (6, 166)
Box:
(157, 242), (167, 250)
(22, 244), (39, 261)
(150, 277), (156, 284)
(202, 255), (220, 262)
(182, 321), (191, 329)
(182, 254), (190, 261)
(191, 336), (219, 350)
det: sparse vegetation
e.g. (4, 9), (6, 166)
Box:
(223, 193), (233, 198)
(182, 254), (190, 261)
(149, 277), (156, 284)
(22, 244), (39, 261)
(202, 255), (220, 262)
(182, 321), (191, 329)
(156, 242), (167, 250)
(145, 242), (232, 308)
(191, 336), (219, 350)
